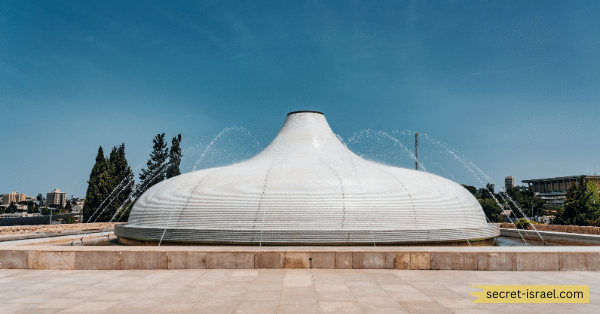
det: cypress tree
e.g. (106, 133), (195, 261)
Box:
(82, 146), (111, 222)
(98, 144), (135, 222)
(113, 144), (134, 221)
(138, 133), (169, 198)
(166, 134), (182, 179)
(82, 144), (135, 223)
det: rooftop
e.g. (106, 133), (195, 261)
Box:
(522, 175), (600, 183)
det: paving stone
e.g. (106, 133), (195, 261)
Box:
(278, 296), (318, 305)
(232, 270), (259, 277)
(283, 272), (312, 287)
(315, 291), (357, 302)
(317, 301), (363, 313)
(388, 291), (433, 302)
(57, 301), (119, 313)
(277, 301), (320, 314)
(356, 295), (402, 308)
(93, 291), (139, 302)
(312, 278), (345, 285)
(348, 286), (389, 297)
(234, 301), (279, 314)
(430, 296), (483, 310)
(447, 309), (493, 314)
(248, 280), (283, 292)
(150, 302), (197, 313)
(314, 284), (349, 292)
(362, 307), (408, 314)
(194, 296), (243, 307)
(281, 287), (316, 297)
(381, 284), (420, 293)
(398, 301), (452, 313)
(1, 269), (599, 314)
(345, 280), (378, 288)
(188, 305), (237, 314)
(243, 291), (281, 302)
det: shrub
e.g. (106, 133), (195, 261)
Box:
(515, 218), (531, 229)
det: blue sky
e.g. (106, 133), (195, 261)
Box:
(1, 0), (599, 198)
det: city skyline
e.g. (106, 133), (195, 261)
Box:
(1, 1), (599, 197)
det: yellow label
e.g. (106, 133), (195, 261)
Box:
(469, 285), (589, 303)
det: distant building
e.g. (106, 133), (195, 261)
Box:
(2, 191), (27, 206)
(505, 176), (515, 191)
(522, 175), (600, 207)
(46, 189), (67, 208)
(70, 197), (85, 206)
(71, 204), (84, 213)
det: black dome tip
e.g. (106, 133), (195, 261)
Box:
(287, 110), (324, 116)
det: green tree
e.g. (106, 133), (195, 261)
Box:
(106, 144), (134, 222)
(461, 184), (478, 197)
(507, 186), (544, 217)
(554, 177), (600, 225)
(480, 198), (502, 222)
(17, 200), (28, 213)
(480, 183), (495, 199)
(6, 202), (18, 214)
(166, 134), (182, 179)
(82, 146), (112, 222)
(27, 201), (39, 214)
(586, 181), (600, 223)
(138, 133), (169, 197)
(83, 144), (135, 222)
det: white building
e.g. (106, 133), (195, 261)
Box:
(117, 111), (498, 245)
(46, 189), (67, 208)
(2, 191), (27, 206)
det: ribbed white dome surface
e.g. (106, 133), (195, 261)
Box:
(116, 111), (498, 244)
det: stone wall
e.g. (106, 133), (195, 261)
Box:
(2, 247), (599, 271)
(0, 223), (116, 236)
(500, 223), (600, 235)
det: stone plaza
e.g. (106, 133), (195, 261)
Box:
(1, 268), (599, 314)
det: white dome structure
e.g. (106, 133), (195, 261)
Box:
(116, 111), (499, 244)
